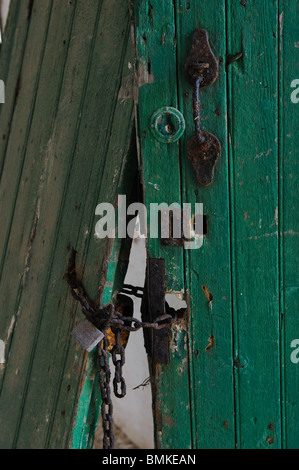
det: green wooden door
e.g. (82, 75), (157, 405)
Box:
(0, 0), (298, 450)
(134, 0), (299, 449)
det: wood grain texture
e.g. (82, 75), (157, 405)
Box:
(227, 0), (281, 449)
(0, 0), (135, 449)
(0, 0), (297, 450)
(279, 0), (299, 449)
(134, 0), (298, 450)
(134, 0), (192, 449)
(176, 0), (235, 449)
(0, 0), (32, 177)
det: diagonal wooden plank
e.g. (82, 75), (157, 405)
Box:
(69, 34), (136, 451)
(37, 1), (135, 450)
(0, 0), (53, 285)
(0, 0), (33, 175)
(0, 0), (135, 449)
(0, 0), (78, 449)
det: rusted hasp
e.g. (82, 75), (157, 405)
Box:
(184, 28), (221, 186)
(141, 258), (169, 364)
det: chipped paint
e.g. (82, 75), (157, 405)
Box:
(132, 57), (155, 104)
(7, 315), (16, 341)
(202, 285), (213, 302)
(0, 340), (5, 364)
(274, 207), (278, 226)
(246, 231), (278, 241)
(205, 335), (215, 352)
(22, 140), (53, 285)
(118, 74), (135, 101)
(279, 12), (284, 36)
(138, 57), (155, 86)
(165, 292), (187, 311)
(148, 181), (160, 191)
(169, 316), (188, 356)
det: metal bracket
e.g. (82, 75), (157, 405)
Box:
(141, 258), (170, 364)
(184, 28), (221, 186)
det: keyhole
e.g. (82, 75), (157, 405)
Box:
(159, 114), (177, 137)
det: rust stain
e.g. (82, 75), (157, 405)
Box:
(105, 327), (129, 352)
(202, 284), (213, 302)
(227, 51), (243, 65)
(233, 358), (244, 368)
(205, 334), (215, 351)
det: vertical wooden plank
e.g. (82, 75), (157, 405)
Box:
(227, 0), (281, 448)
(176, 0), (235, 449)
(134, 0), (192, 449)
(279, 0), (299, 449)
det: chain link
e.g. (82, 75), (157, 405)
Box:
(68, 283), (176, 449)
(111, 329), (126, 399)
(98, 336), (114, 449)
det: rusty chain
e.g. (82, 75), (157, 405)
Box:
(68, 282), (176, 449)
(111, 328), (126, 399)
(98, 336), (114, 449)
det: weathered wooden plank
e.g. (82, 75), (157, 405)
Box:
(0, 0), (135, 449)
(9, 0), (100, 449)
(227, 0), (281, 448)
(175, 0), (235, 449)
(134, 0), (192, 449)
(0, 0), (55, 448)
(0, 0), (80, 448)
(0, 0), (32, 174)
(279, 1), (299, 449)
(0, 0), (53, 281)
(43, 0), (135, 449)
(70, 35), (136, 450)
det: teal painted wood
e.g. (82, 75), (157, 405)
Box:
(0, 0), (135, 449)
(134, 0), (193, 449)
(176, 0), (235, 449)
(279, 1), (299, 449)
(227, 0), (281, 449)
(135, 0), (298, 450)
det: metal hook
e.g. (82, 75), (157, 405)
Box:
(184, 29), (221, 186)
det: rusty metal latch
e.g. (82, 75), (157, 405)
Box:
(141, 258), (169, 364)
(184, 28), (221, 186)
(66, 248), (182, 448)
